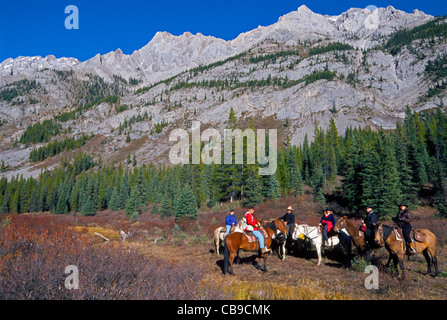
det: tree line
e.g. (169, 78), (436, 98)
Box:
(0, 108), (446, 220)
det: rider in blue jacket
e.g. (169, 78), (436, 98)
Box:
(225, 209), (237, 236)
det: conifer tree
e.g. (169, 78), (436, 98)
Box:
(173, 184), (197, 220)
(109, 185), (121, 211)
(242, 165), (263, 207)
(126, 186), (142, 218)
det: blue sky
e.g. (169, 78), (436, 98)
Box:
(0, 0), (446, 62)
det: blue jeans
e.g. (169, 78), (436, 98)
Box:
(252, 230), (265, 249)
(225, 225), (232, 236)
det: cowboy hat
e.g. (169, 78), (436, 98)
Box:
(287, 206), (294, 211)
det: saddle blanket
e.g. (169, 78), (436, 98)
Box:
(244, 227), (268, 242)
(393, 228), (403, 241)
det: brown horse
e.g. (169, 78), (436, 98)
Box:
(223, 226), (276, 275)
(374, 223), (439, 278)
(261, 219), (288, 260)
(333, 216), (368, 255)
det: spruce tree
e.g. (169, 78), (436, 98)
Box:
(173, 184), (197, 220)
(109, 185), (121, 211)
(242, 165), (263, 207)
(126, 186), (142, 218)
(266, 172), (281, 200)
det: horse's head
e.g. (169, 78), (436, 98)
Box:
(334, 216), (347, 232)
(275, 219), (288, 237)
(373, 223), (384, 247)
(291, 223), (306, 240)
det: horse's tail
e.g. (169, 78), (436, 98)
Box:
(223, 237), (229, 275)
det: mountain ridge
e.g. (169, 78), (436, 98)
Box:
(0, 5), (434, 83)
(0, 5), (446, 180)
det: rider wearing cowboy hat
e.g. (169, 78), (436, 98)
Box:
(278, 206), (295, 237)
(361, 205), (378, 249)
(319, 207), (336, 246)
(392, 202), (417, 254)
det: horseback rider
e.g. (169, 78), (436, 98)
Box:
(225, 209), (237, 236)
(361, 205), (378, 249)
(278, 206), (295, 237)
(392, 203), (417, 254)
(319, 207), (336, 246)
(245, 207), (270, 254)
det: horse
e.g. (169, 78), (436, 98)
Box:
(334, 216), (368, 256)
(223, 226), (276, 275)
(291, 223), (351, 266)
(373, 223), (439, 279)
(261, 219), (288, 260)
(213, 219), (244, 255)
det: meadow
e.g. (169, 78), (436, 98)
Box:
(1, 193), (446, 300)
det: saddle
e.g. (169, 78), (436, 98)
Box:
(393, 227), (403, 241)
(243, 227), (268, 243)
(413, 229), (425, 242)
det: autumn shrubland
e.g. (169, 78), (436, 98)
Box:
(1, 191), (446, 300)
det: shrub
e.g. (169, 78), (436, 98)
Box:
(0, 217), (225, 299)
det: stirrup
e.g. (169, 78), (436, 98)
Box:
(261, 247), (270, 254)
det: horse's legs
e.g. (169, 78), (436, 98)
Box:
(386, 254), (392, 269)
(397, 252), (405, 279)
(433, 255), (439, 277)
(260, 253), (268, 272)
(316, 243), (322, 266)
(280, 243), (286, 260)
(236, 250), (241, 264)
(229, 251), (236, 275)
(422, 248), (432, 275)
(428, 246), (439, 277)
(215, 238), (220, 255)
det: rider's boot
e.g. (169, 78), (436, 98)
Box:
(261, 247), (270, 254)
(408, 241), (417, 255)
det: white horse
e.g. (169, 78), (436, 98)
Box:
(213, 219), (244, 255)
(291, 223), (347, 266)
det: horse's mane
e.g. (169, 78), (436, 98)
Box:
(381, 224), (393, 240)
(265, 221), (277, 232)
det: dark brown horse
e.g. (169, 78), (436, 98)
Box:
(374, 223), (439, 278)
(333, 216), (368, 255)
(223, 226), (276, 275)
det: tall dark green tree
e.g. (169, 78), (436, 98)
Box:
(173, 184), (197, 220)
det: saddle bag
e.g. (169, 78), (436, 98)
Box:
(413, 230), (425, 242)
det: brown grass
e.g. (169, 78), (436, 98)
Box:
(1, 196), (446, 300)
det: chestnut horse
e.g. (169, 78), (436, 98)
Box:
(223, 226), (276, 275)
(374, 223), (438, 278)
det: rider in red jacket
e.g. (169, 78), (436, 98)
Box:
(245, 207), (269, 254)
(245, 208), (259, 231)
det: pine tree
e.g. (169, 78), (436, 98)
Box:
(119, 174), (130, 210)
(173, 184), (197, 220)
(109, 185), (121, 211)
(242, 165), (263, 207)
(228, 107), (237, 128)
(368, 132), (402, 218)
(126, 186), (142, 218)
(160, 192), (173, 217)
(266, 172), (281, 200)
(311, 162), (325, 202)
